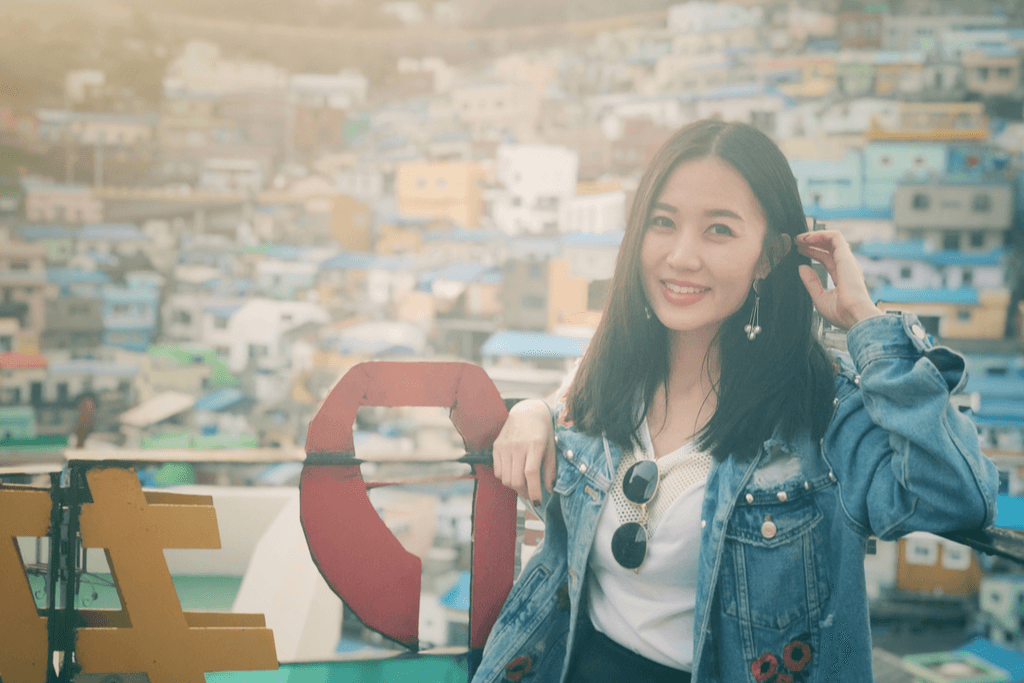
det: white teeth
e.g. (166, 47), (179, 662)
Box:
(665, 283), (708, 295)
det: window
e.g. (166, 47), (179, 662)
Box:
(900, 266), (912, 280)
(912, 193), (930, 210)
(977, 67), (989, 81)
(57, 383), (68, 402)
(248, 344), (269, 359)
(919, 315), (940, 336)
(10, 260), (28, 271)
(970, 231), (985, 248)
(30, 382), (43, 404)
(113, 304), (130, 314)
(962, 269), (973, 286)
(957, 309), (971, 322)
(521, 295), (545, 309)
(173, 310), (192, 325)
(943, 233), (961, 250)
(214, 316), (229, 330)
(997, 67), (1012, 79)
(972, 194), (992, 212)
(528, 263), (544, 279)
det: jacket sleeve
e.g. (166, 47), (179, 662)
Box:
(825, 312), (999, 541)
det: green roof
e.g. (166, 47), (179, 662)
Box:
(148, 344), (238, 388)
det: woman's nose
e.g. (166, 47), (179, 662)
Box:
(665, 229), (702, 271)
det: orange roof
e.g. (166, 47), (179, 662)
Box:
(0, 352), (48, 369)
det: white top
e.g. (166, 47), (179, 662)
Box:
(586, 419), (713, 672)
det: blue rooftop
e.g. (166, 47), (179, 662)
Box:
(46, 268), (109, 285)
(561, 231), (624, 247)
(420, 263), (503, 285)
(858, 241), (1003, 266)
(803, 206), (892, 221)
(422, 229), (498, 243)
(481, 331), (589, 359)
(320, 253), (417, 272)
(872, 285), (979, 305)
(78, 223), (149, 242)
(439, 571), (470, 611)
(957, 637), (1024, 681)
(193, 388), (248, 412)
(18, 225), (75, 241)
(48, 360), (139, 377)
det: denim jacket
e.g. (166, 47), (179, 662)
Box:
(472, 313), (999, 683)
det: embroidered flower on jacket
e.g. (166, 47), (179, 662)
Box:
(776, 674), (794, 683)
(504, 655), (532, 682)
(751, 652), (779, 682)
(783, 639), (812, 672)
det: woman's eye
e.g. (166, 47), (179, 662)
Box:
(648, 215), (674, 230)
(708, 224), (734, 237)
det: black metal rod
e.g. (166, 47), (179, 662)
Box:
(45, 471), (62, 683)
(303, 449), (494, 466)
(57, 466), (84, 682)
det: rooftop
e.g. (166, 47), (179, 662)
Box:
(481, 330), (589, 359)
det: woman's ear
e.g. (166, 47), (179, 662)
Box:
(769, 233), (793, 269)
(755, 233), (793, 279)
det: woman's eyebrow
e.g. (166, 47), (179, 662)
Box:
(652, 202), (677, 213)
(706, 209), (743, 220)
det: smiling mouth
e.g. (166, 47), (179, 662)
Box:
(663, 282), (710, 295)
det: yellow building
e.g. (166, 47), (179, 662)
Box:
(396, 162), (485, 228)
(546, 259), (604, 332)
(866, 102), (988, 142)
(375, 224), (423, 255)
(330, 195), (372, 252)
(754, 56), (837, 99)
(876, 289), (1009, 340)
(874, 59), (924, 96)
(964, 50), (1022, 98)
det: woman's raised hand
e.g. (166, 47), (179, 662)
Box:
(796, 230), (883, 330)
(491, 399), (557, 507)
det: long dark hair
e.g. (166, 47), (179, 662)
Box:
(565, 120), (835, 462)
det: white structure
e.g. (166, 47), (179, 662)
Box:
(163, 41), (288, 96)
(492, 145), (579, 236)
(65, 69), (106, 103)
(818, 98), (900, 136)
(667, 2), (762, 34)
(559, 191), (626, 235)
(214, 299), (330, 373)
(451, 81), (538, 138)
(200, 158), (265, 194)
(396, 57), (456, 94)
(381, 1), (426, 24)
(882, 15), (1006, 54)
(290, 70), (368, 109)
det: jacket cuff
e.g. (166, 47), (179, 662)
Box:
(846, 312), (933, 370)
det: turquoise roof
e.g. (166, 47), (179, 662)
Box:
(872, 285), (979, 305)
(481, 331), (589, 359)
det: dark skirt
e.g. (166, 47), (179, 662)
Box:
(567, 625), (692, 683)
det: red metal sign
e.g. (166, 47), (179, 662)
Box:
(300, 361), (517, 649)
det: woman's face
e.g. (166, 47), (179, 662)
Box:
(640, 156), (770, 338)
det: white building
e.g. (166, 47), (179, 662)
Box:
(559, 191), (626, 235)
(163, 41), (288, 96)
(290, 70), (368, 109)
(492, 145), (579, 237)
(818, 98), (901, 136)
(200, 158), (265, 194)
(208, 299), (330, 373)
(667, 2), (762, 34)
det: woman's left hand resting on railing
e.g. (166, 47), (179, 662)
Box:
(492, 398), (556, 508)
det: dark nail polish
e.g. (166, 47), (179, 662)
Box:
(533, 500), (541, 508)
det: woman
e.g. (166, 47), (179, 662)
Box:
(472, 120), (998, 683)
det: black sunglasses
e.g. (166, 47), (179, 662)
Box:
(611, 459), (660, 571)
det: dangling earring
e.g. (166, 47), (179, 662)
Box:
(644, 304), (653, 320)
(744, 282), (762, 341)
